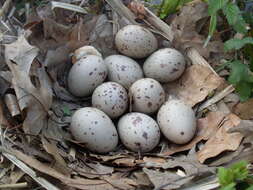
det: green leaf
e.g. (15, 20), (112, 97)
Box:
(222, 2), (240, 25)
(204, 14), (217, 47)
(246, 186), (253, 190)
(219, 183), (236, 190)
(159, 0), (180, 19)
(227, 61), (251, 84)
(231, 160), (249, 181)
(62, 105), (71, 116)
(232, 15), (248, 34)
(224, 37), (253, 51)
(218, 167), (234, 186)
(208, 0), (229, 15)
(226, 61), (253, 101)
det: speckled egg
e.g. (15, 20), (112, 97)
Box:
(143, 48), (186, 82)
(104, 55), (143, 89)
(68, 55), (107, 97)
(117, 112), (160, 152)
(92, 82), (128, 118)
(129, 78), (165, 114)
(157, 99), (197, 144)
(115, 25), (158, 58)
(70, 107), (118, 153)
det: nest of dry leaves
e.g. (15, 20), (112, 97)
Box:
(0, 0), (252, 189)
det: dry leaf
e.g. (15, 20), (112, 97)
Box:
(10, 149), (119, 190)
(141, 148), (215, 176)
(113, 157), (136, 167)
(161, 112), (226, 156)
(171, 2), (223, 58)
(132, 171), (152, 187)
(5, 35), (39, 74)
(42, 137), (70, 176)
(164, 64), (224, 106)
(143, 168), (194, 190)
(197, 114), (244, 163)
(4, 35), (53, 134)
(233, 98), (253, 120)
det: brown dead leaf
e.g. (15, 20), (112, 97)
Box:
(161, 112), (226, 156)
(141, 148), (215, 176)
(103, 174), (137, 190)
(113, 157), (136, 167)
(164, 64), (224, 106)
(5, 35), (53, 135)
(132, 171), (152, 187)
(9, 149), (119, 190)
(171, 2), (223, 58)
(143, 168), (194, 190)
(197, 114), (244, 163)
(233, 98), (253, 120)
(42, 137), (70, 176)
(5, 35), (39, 74)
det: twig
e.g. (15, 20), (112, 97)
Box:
(187, 48), (218, 76)
(0, 182), (28, 189)
(198, 85), (235, 111)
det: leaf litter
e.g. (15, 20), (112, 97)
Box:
(0, 0), (252, 190)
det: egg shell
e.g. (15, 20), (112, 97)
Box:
(68, 55), (107, 97)
(92, 82), (128, 118)
(118, 112), (160, 152)
(115, 25), (158, 58)
(72, 46), (102, 63)
(105, 55), (143, 89)
(157, 99), (197, 144)
(70, 107), (118, 153)
(129, 78), (165, 114)
(143, 48), (186, 82)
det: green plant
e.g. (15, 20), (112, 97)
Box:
(158, 0), (193, 19)
(218, 161), (253, 190)
(206, 0), (253, 101)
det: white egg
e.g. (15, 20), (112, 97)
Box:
(143, 48), (186, 82)
(118, 112), (160, 152)
(157, 99), (197, 144)
(68, 55), (107, 97)
(105, 55), (143, 89)
(129, 78), (165, 114)
(70, 107), (118, 153)
(92, 82), (128, 118)
(72, 46), (102, 63)
(115, 25), (158, 58)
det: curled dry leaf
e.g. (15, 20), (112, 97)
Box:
(233, 98), (253, 120)
(197, 114), (244, 163)
(161, 112), (226, 156)
(163, 64), (224, 106)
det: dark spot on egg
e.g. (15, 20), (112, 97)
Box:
(142, 132), (148, 140)
(180, 132), (184, 135)
(89, 72), (93, 76)
(148, 102), (152, 107)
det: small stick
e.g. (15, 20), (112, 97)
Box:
(198, 85), (235, 111)
(0, 182), (28, 189)
(187, 48), (218, 76)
